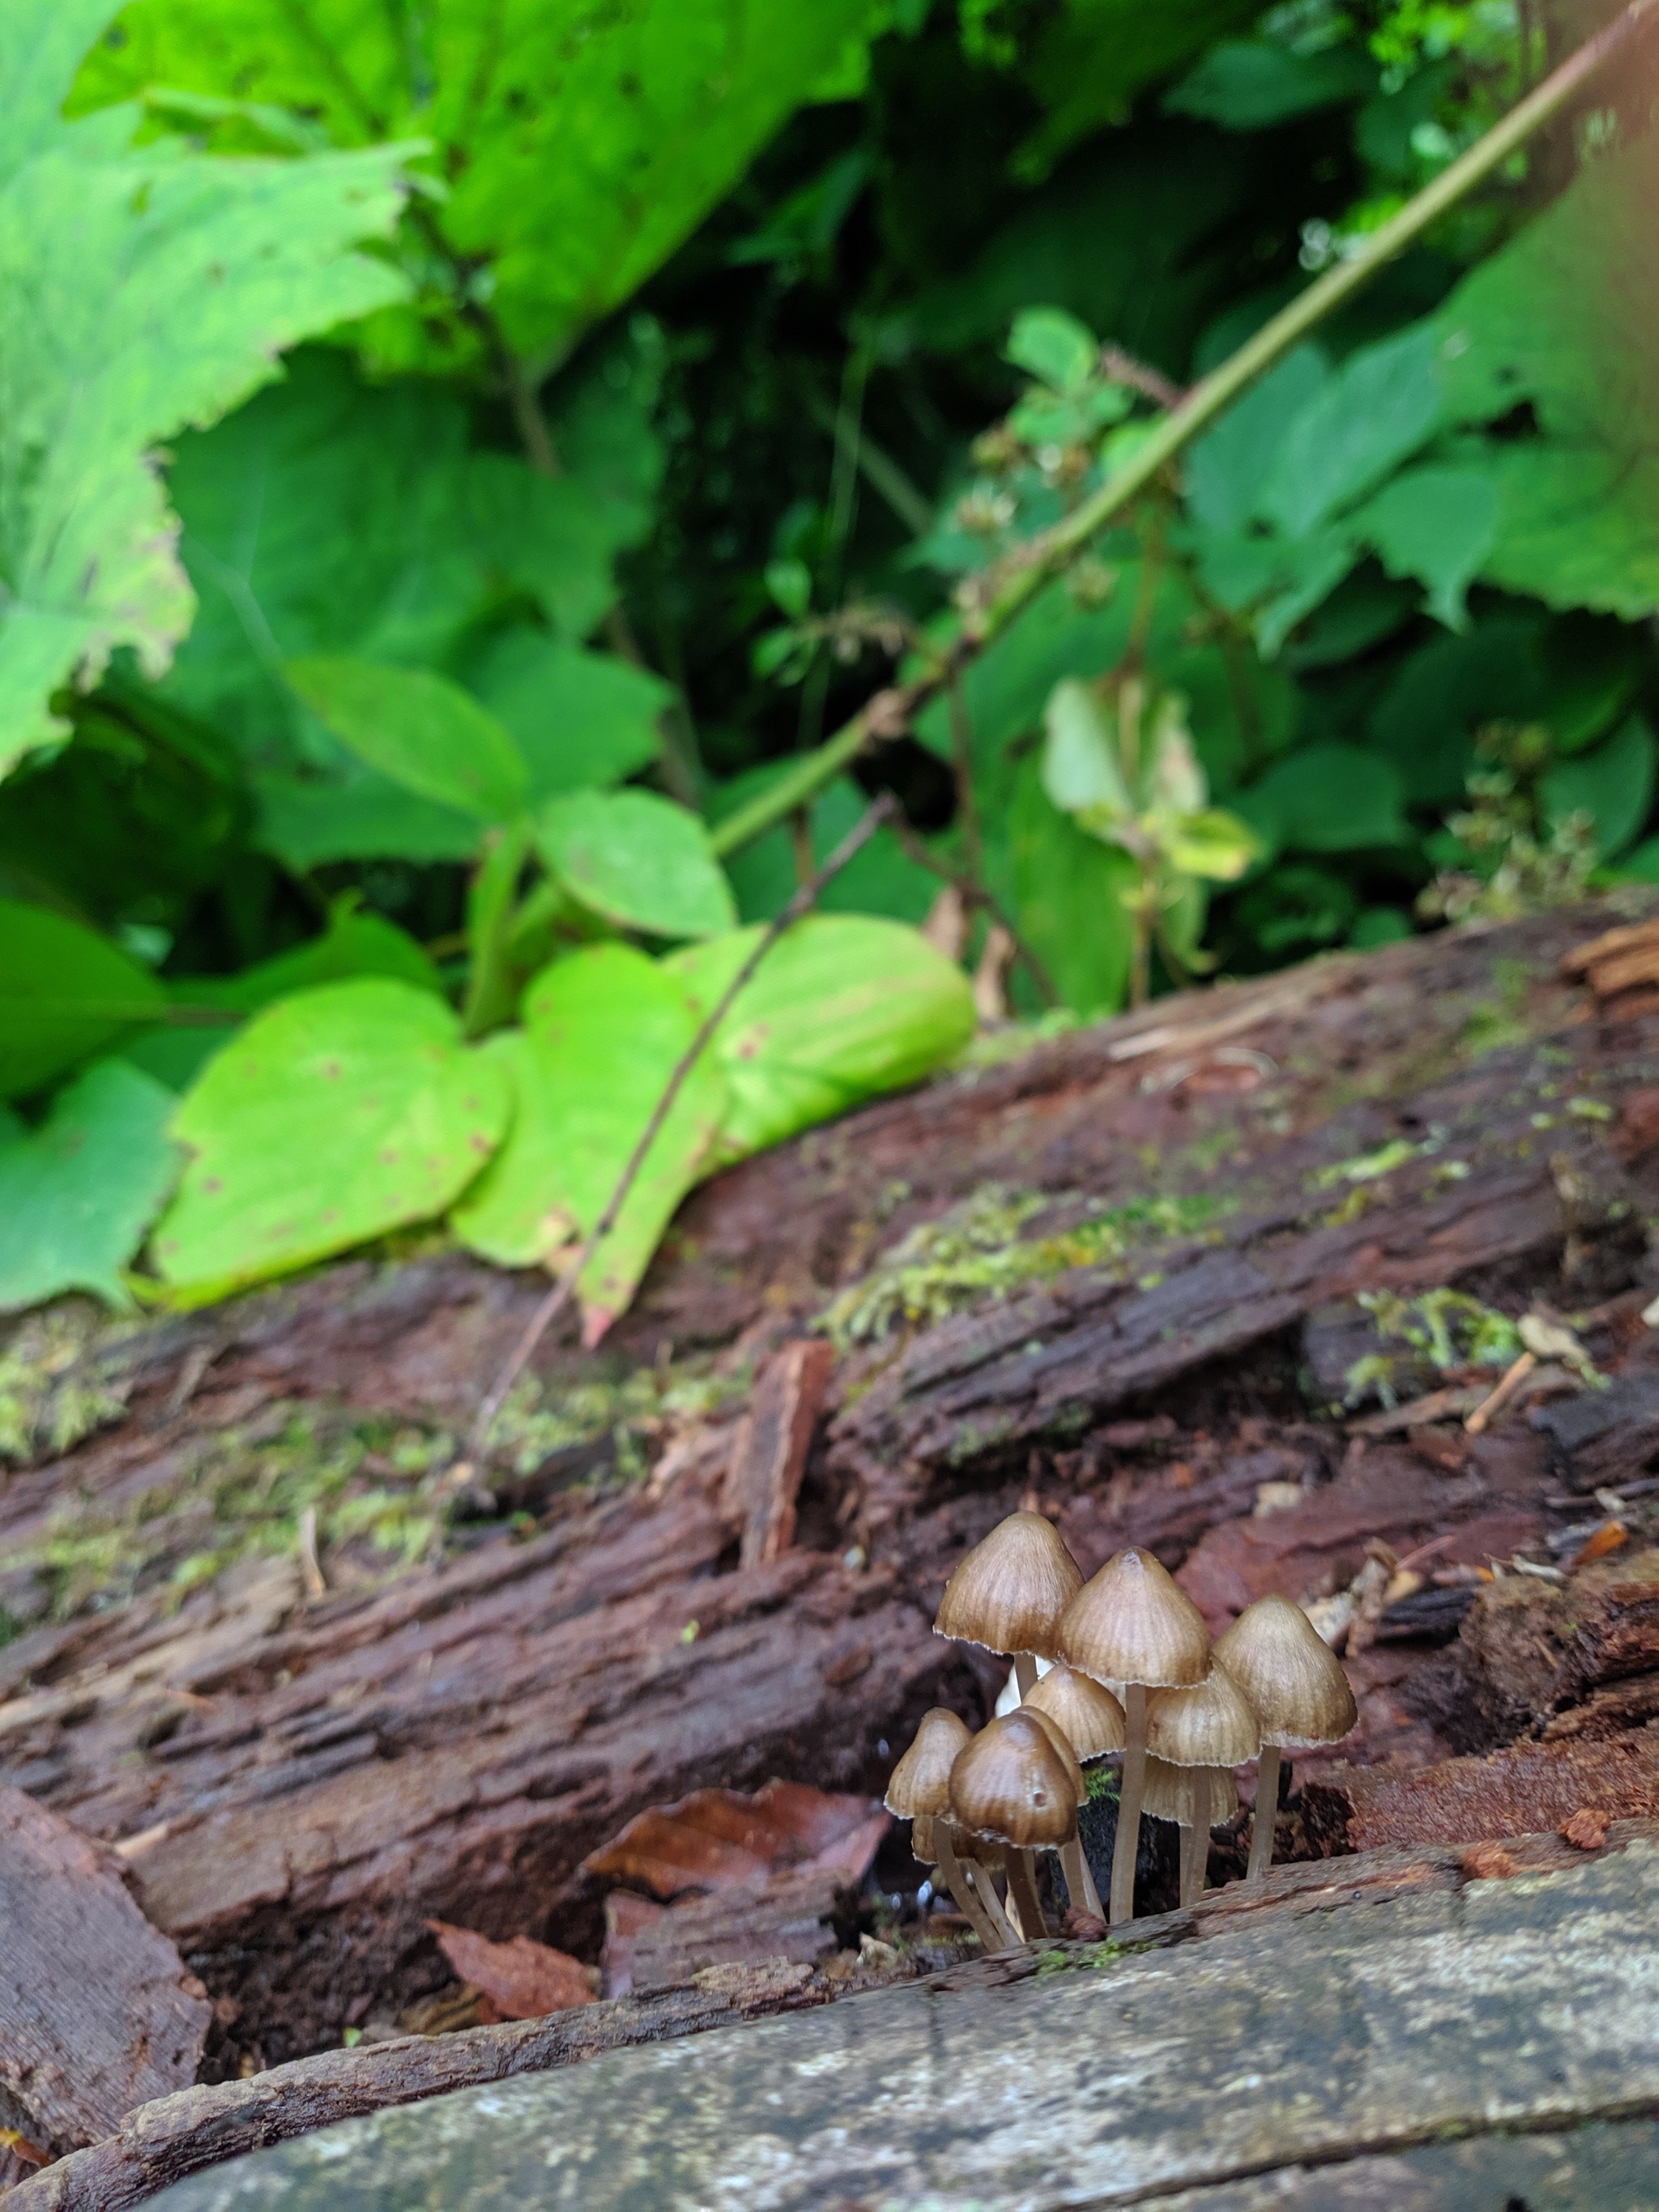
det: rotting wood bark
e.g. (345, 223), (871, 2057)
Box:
(6, 902), (1659, 2069)
(19, 1817), (1656, 2212)
(0, 1788), (210, 2163)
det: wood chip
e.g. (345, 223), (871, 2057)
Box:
(727, 1339), (835, 1568)
(1561, 1809), (1612, 1851)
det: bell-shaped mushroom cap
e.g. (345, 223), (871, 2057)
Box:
(935, 1511), (1083, 1660)
(1145, 1660), (1260, 1770)
(1023, 1705), (1087, 1803)
(949, 1710), (1080, 1849)
(1142, 1755), (1240, 1825)
(1214, 1593), (1358, 1749)
(1060, 1546), (1210, 1689)
(1025, 1664), (1126, 1763)
(885, 1707), (971, 1820)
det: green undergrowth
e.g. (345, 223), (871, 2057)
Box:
(1342, 1287), (1523, 1409)
(817, 1183), (1228, 1353)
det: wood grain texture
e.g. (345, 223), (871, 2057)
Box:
(0, 1788), (211, 2159)
(133, 1842), (1659, 2210)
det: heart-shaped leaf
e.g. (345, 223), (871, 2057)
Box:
(154, 979), (510, 1298)
(451, 944), (726, 1340)
(537, 789), (736, 940)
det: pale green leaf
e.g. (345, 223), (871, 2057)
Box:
(1007, 307), (1098, 394)
(451, 945), (727, 1337)
(1355, 463), (1500, 630)
(0, 898), (168, 1100)
(1042, 679), (1132, 820)
(0, 1059), (179, 1311)
(665, 917), (976, 1167)
(1162, 807), (1260, 882)
(82, 0), (882, 372)
(288, 658), (531, 823)
(0, 0), (410, 777)
(153, 980), (510, 1296)
(538, 791), (736, 941)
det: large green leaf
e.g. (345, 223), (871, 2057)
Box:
(153, 980), (510, 1296)
(451, 946), (727, 1338)
(665, 917), (976, 1167)
(1010, 755), (1137, 1016)
(80, 0), (881, 373)
(537, 791), (736, 940)
(470, 633), (670, 799)
(253, 769), (483, 871)
(0, 0), (410, 778)
(288, 659), (531, 824)
(1256, 325), (1444, 540)
(161, 348), (659, 774)
(0, 1059), (179, 1311)
(0, 899), (168, 1100)
(1474, 445), (1659, 620)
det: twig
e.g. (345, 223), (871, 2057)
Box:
(1465, 1350), (1537, 1434)
(296, 1506), (326, 1601)
(889, 818), (1059, 1006)
(463, 794), (902, 1464)
(706, 0), (1659, 865)
(1098, 344), (1186, 411)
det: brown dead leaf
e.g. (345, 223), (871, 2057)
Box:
(1570, 1519), (1629, 1569)
(0, 2129), (49, 2169)
(582, 1778), (887, 1900)
(1560, 1808), (1611, 1851)
(427, 1921), (596, 2022)
(1460, 1842), (1524, 1881)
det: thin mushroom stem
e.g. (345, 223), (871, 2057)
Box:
(1248, 1742), (1282, 1883)
(1110, 1682), (1147, 1924)
(1185, 1769), (1212, 1911)
(963, 1851), (1021, 1948)
(1004, 1850), (1046, 1941)
(1060, 1831), (1103, 1921)
(936, 1826), (1007, 1951)
(1013, 1652), (1039, 1699)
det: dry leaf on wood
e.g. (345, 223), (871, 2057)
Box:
(582, 1779), (887, 1900)
(426, 1921), (597, 2022)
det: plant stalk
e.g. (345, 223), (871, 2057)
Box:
(709, 0), (1658, 866)
(1249, 1742), (1283, 1883)
(1110, 1682), (1146, 1925)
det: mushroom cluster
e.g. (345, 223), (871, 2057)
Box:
(887, 1514), (1358, 1947)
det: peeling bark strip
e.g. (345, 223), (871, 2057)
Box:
(22, 1822), (1657, 2212)
(122, 1843), (1659, 2211)
(727, 1339), (834, 1567)
(0, 1788), (210, 2159)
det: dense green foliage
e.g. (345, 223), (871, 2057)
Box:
(2, 0), (1656, 1340)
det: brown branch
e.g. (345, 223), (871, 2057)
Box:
(463, 794), (902, 1462)
(1097, 345), (1187, 412)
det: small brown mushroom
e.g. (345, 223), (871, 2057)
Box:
(1060, 1548), (1210, 1924)
(1145, 1661), (1260, 1907)
(1215, 1594), (1358, 1882)
(1024, 1665), (1124, 1920)
(949, 1709), (1081, 1941)
(936, 1511), (1084, 1697)
(885, 1708), (1005, 1949)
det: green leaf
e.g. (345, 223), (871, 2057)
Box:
(450, 946), (727, 1338)
(254, 770), (482, 870)
(0, 0), (410, 778)
(1007, 307), (1098, 394)
(153, 980), (510, 1297)
(1183, 346), (1329, 535)
(0, 1059), (180, 1311)
(1162, 808), (1260, 882)
(1542, 714), (1657, 863)
(1355, 463), (1500, 630)
(712, 772), (939, 927)
(1165, 38), (1375, 128)
(0, 1062), (174, 1302)
(537, 791), (736, 941)
(1238, 743), (1412, 856)
(1042, 680), (1132, 821)
(664, 917), (975, 1167)
(287, 658), (531, 824)
(1017, 0), (1262, 176)
(1473, 445), (1659, 621)
(1256, 324), (1444, 540)
(160, 346), (661, 770)
(83, 0), (882, 372)
(0, 899), (168, 1100)
(470, 633), (672, 799)
(178, 902), (445, 1017)
(1009, 756), (1137, 1016)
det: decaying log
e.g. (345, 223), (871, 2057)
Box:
(0, 1788), (210, 2163)
(111, 1836), (1659, 2211)
(21, 1818), (1657, 2212)
(8, 902), (1659, 2071)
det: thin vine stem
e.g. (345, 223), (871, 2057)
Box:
(707, 0), (1657, 866)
